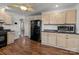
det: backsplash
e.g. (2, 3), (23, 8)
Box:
(42, 25), (57, 31)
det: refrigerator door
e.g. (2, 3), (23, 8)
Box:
(31, 20), (41, 42)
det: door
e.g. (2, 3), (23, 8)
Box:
(31, 20), (41, 42)
(20, 19), (25, 37)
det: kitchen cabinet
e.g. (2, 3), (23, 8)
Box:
(41, 32), (48, 45)
(66, 34), (79, 52)
(42, 11), (65, 24)
(50, 12), (65, 24)
(57, 33), (79, 52)
(7, 32), (16, 44)
(56, 33), (67, 49)
(42, 12), (50, 24)
(41, 32), (79, 52)
(65, 10), (76, 24)
(42, 9), (76, 24)
(29, 15), (41, 20)
(41, 32), (57, 46)
(48, 33), (57, 46)
(0, 12), (12, 24)
(4, 14), (12, 24)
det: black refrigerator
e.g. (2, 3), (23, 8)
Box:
(30, 20), (41, 42)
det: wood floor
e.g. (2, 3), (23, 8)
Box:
(0, 37), (79, 55)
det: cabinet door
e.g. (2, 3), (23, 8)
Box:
(66, 34), (79, 52)
(66, 10), (76, 24)
(49, 12), (54, 24)
(48, 33), (57, 46)
(0, 12), (12, 24)
(57, 33), (67, 49)
(41, 32), (48, 45)
(42, 12), (50, 24)
(4, 15), (12, 24)
(7, 32), (15, 44)
(51, 12), (65, 24)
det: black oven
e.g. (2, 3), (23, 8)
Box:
(57, 24), (76, 33)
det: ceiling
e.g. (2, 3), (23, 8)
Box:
(0, 3), (78, 16)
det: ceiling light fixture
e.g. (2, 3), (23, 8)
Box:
(5, 6), (10, 9)
(56, 5), (59, 7)
(20, 6), (27, 11)
(8, 4), (33, 12)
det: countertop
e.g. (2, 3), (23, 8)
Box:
(4, 29), (15, 32)
(42, 30), (79, 35)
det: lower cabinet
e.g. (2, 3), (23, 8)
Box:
(56, 34), (67, 49)
(41, 32), (48, 45)
(41, 32), (79, 52)
(48, 33), (57, 47)
(41, 32), (57, 46)
(7, 32), (16, 44)
(66, 34), (79, 52)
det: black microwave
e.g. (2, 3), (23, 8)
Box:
(57, 24), (76, 33)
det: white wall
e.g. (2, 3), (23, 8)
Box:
(75, 4), (79, 33)
(42, 25), (57, 31)
(24, 17), (31, 37)
(24, 15), (42, 38)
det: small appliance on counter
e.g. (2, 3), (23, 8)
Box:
(57, 24), (76, 33)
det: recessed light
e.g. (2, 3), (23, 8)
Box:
(56, 5), (59, 7)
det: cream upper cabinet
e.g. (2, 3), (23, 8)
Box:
(65, 10), (76, 24)
(0, 12), (12, 24)
(66, 34), (79, 52)
(48, 33), (57, 46)
(42, 9), (76, 24)
(41, 32), (48, 45)
(50, 12), (65, 24)
(57, 33), (67, 49)
(4, 14), (12, 24)
(42, 11), (65, 24)
(42, 12), (50, 24)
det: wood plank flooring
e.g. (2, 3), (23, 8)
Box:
(0, 37), (79, 55)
